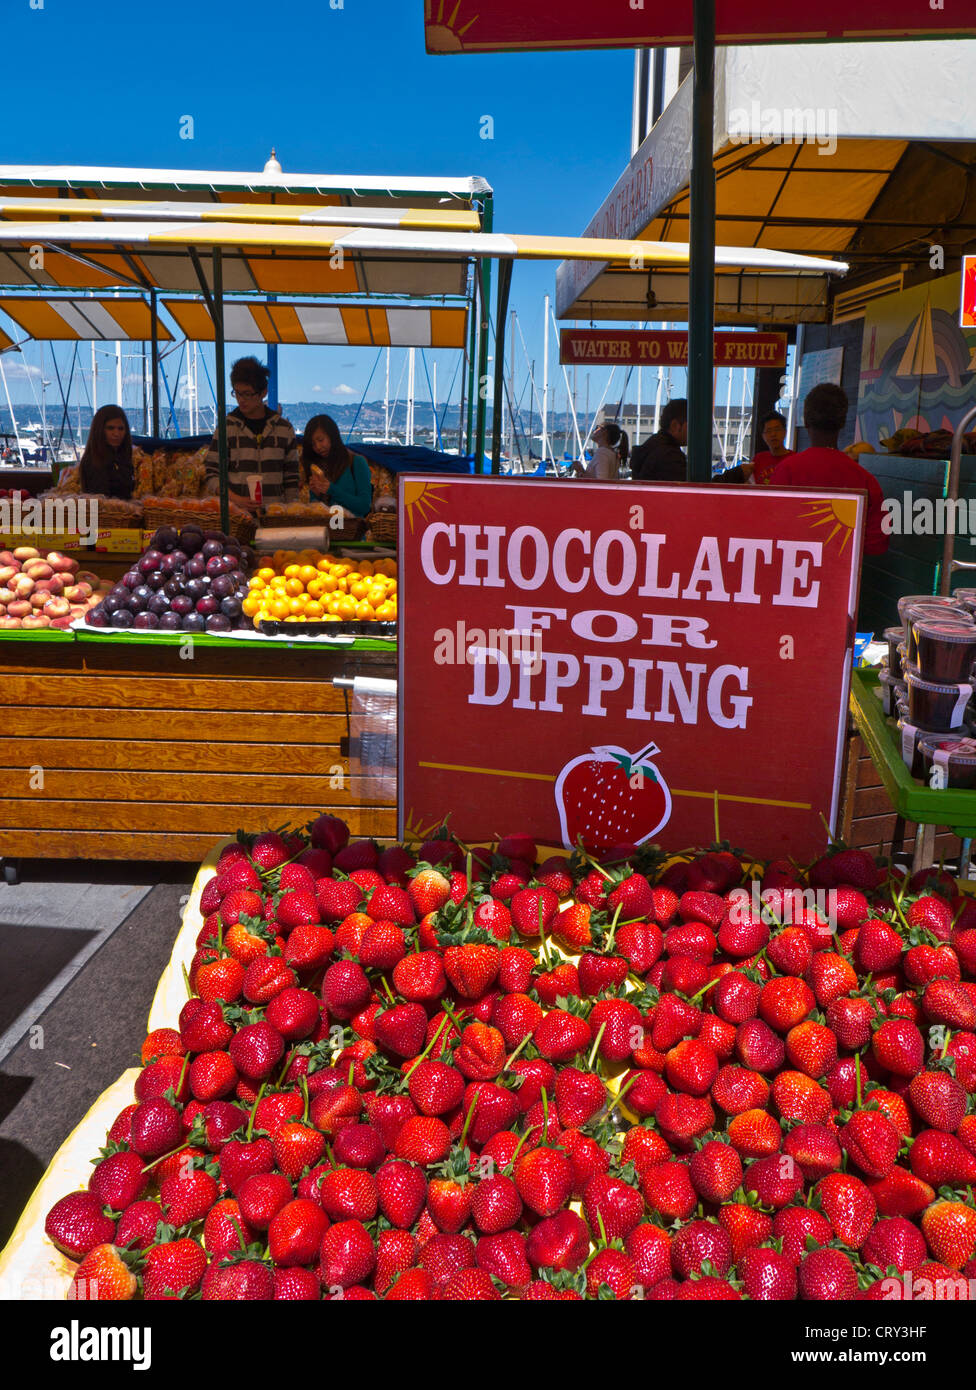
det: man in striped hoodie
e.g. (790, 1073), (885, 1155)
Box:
(204, 356), (301, 509)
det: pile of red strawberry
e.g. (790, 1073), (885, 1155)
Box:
(42, 819), (976, 1300)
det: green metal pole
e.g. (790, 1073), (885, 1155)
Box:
(687, 0), (716, 483)
(491, 259), (513, 476)
(212, 248), (229, 535)
(474, 194), (493, 476)
(150, 288), (160, 438)
(464, 264), (477, 459)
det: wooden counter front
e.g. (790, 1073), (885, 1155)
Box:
(0, 640), (396, 866)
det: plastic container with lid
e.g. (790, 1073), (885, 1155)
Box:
(918, 734), (976, 790)
(905, 667), (974, 732)
(883, 626), (905, 678)
(898, 717), (948, 777)
(914, 619), (976, 684)
(897, 593), (962, 627)
(905, 604), (973, 665)
(952, 587), (976, 613)
(878, 669), (907, 717)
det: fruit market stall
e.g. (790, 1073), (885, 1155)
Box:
(5, 811), (976, 1303)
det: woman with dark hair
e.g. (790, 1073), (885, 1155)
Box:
(79, 405), (134, 498)
(570, 421), (630, 480)
(301, 415), (374, 519)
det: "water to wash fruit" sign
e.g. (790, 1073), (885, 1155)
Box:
(397, 478), (865, 861)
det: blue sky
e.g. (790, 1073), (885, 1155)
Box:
(0, 0), (707, 433)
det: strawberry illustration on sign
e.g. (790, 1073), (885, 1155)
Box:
(555, 742), (672, 852)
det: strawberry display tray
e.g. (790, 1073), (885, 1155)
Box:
(257, 619), (397, 639)
(850, 667), (976, 835)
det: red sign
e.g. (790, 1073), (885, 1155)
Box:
(424, 2), (974, 51)
(962, 256), (976, 330)
(398, 477), (864, 861)
(560, 329), (788, 369)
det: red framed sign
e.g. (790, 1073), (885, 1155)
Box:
(424, 1), (975, 51)
(560, 329), (788, 369)
(962, 256), (976, 329)
(398, 477), (864, 861)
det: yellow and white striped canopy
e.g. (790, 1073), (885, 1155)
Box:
(0, 220), (846, 300)
(0, 295), (172, 341)
(163, 299), (467, 348)
(0, 196), (482, 232)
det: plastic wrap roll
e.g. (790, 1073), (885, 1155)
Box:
(253, 525), (329, 551)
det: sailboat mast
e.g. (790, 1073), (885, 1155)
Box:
(542, 293), (550, 465)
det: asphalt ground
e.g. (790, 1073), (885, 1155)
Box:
(0, 862), (193, 1247)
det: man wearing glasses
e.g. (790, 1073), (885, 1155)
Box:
(203, 356), (301, 510)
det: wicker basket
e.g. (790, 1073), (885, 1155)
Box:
(95, 497), (145, 529)
(142, 499), (257, 544)
(365, 510), (398, 548)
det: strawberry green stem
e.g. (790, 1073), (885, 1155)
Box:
(404, 1014), (450, 1083)
(575, 837), (613, 881)
(504, 1129), (531, 1176)
(605, 1073), (639, 1119)
(458, 1094), (478, 1151)
(604, 903), (623, 955)
(141, 1141), (190, 1174)
(275, 1048), (296, 1089)
(246, 1083), (266, 1143)
(175, 1050), (191, 1099)
(688, 977), (720, 1005)
(855, 1053), (863, 1110)
(300, 1074), (310, 1126)
(181, 962), (193, 999)
(503, 1032), (534, 1071)
(587, 1022), (607, 1073)
(229, 1216), (248, 1253)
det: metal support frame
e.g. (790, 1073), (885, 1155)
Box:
(149, 288), (160, 437)
(212, 248), (229, 535)
(939, 403), (976, 594)
(687, 0), (716, 483)
(473, 195), (494, 475)
(463, 261), (477, 458)
(491, 259), (514, 477)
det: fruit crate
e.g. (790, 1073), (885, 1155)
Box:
(850, 667), (976, 837)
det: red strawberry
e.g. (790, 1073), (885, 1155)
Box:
(264, 986), (320, 1041)
(581, 1173), (644, 1240)
(744, 1152), (803, 1209)
(376, 1160), (428, 1228)
(88, 1150), (147, 1211)
(201, 1259), (275, 1301)
(772, 1205), (833, 1265)
(665, 1038), (719, 1097)
(69, 1244), (137, 1301)
(534, 1008), (591, 1063)
(238, 1171), (294, 1230)
(393, 1117), (452, 1165)
(862, 1217), (927, 1273)
(392, 951), (447, 1003)
(275, 890), (320, 935)
(129, 1098), (182, 1159)
(525, 1210), (590, 1271)
(854, 918), (904, 973)
(840, 1110), (901, 1179)
(735, 1018), (785, 1074)
(316, 877), (364, 923)
(444, 943), (500, 999)
(143, 1237), (208, 1300)
(585, 1248), (638, 1300)
(375, 1229), (418, 1295)
(712, 1065), (769, 1115)
(907, 1071), (967, 1132)
(766, 926), (813, 977)
(922, 979), (976, 1030)
(688, 1140), (743, 1203)
(160, 1167), (220, 1226)
(830, 849), (881, 891)
(737, 1246), (797, 1301)
(920, 1200), (976, 1270)
(374, 1002), (428, 1059)
(45, 1193), (116, 1259)
(785, 1020), (837, 1079)
(904, 942), (960, 985)
(783, 1123), (842, 1182)
(475, 1230), (532, 1291)
(319, 1167), (378, 1223)
(866, 1168), (936, 1218)
(195, 956), (246, 1005)
(228, 1020), (284, 1081)
(319, 1219), (376, 1289)
(284, 922), (335, 972)
(309, 816), (349, 856)
(322, 959), (372, 1020)
(188, 1050), (238, 1103)
(816, 1172), (876, 1247)
(727, 1108), (782, 1157)
(509, 886), (559, 939)
(872, 1018), (925, 1077)
(808, 952), (858, 1007)
(514, 1146), (573, 1218)
(219, 1137), (275, 1194)
(116, 1199), (163, 1252)
(454, 1022), (505, 1080)
(910, 1130), (976, 1186)
(798, 1247), (858, 1300)
(906, 895), (954, 940)
(407, 867), (451, 916)
(656, 1093), (715, 1150)
(203, 1198), (255, 1258)
(671, 1218), (733, 1278)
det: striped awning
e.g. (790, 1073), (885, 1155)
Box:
(0, 196), (482, 232)
(163, 299), (467, 348)
(0, 220), (846, 299)
(0, 295), (172, 341)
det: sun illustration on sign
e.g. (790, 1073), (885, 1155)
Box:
(800, 497), (860, 554)
(403, 479), (451, 532)
(424, 0), (479, 51)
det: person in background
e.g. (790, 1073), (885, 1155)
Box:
(302, 414), (374, 518)
(204, 356), (300, 511)
(629, 398), (688, 482)
(79, 405), (135, 499)
(569, 422), (629, 480)
(770, 384), (888, 555)
(720, 409), (793, 485)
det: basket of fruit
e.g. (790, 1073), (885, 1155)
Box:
(141, 497), (257, 544)
(242, 548), (397, 630)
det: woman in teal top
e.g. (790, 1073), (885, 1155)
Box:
(301, 414), (374, 519)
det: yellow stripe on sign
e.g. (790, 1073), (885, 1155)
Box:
(416, 761), (811, 811)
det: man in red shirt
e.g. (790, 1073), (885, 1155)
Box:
(770, 384), (889, 554)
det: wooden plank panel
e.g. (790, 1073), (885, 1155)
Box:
(1, 739), (343, 773)
(0, 647), (396, 681)
(7, 708), (348, 743)
(2, 673), (352, 713)
(0, 801), (395, 831)
(0, 821), (396, 862)
(0, 769), (387, 807)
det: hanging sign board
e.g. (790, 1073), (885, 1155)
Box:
(560, 329), (788, 368)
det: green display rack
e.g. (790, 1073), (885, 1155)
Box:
(849, 667), (976, 867)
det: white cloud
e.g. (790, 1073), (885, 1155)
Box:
(331, 383), (356, 396)
(311, 384), (322, 392)
(0, 357), (42, 382)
